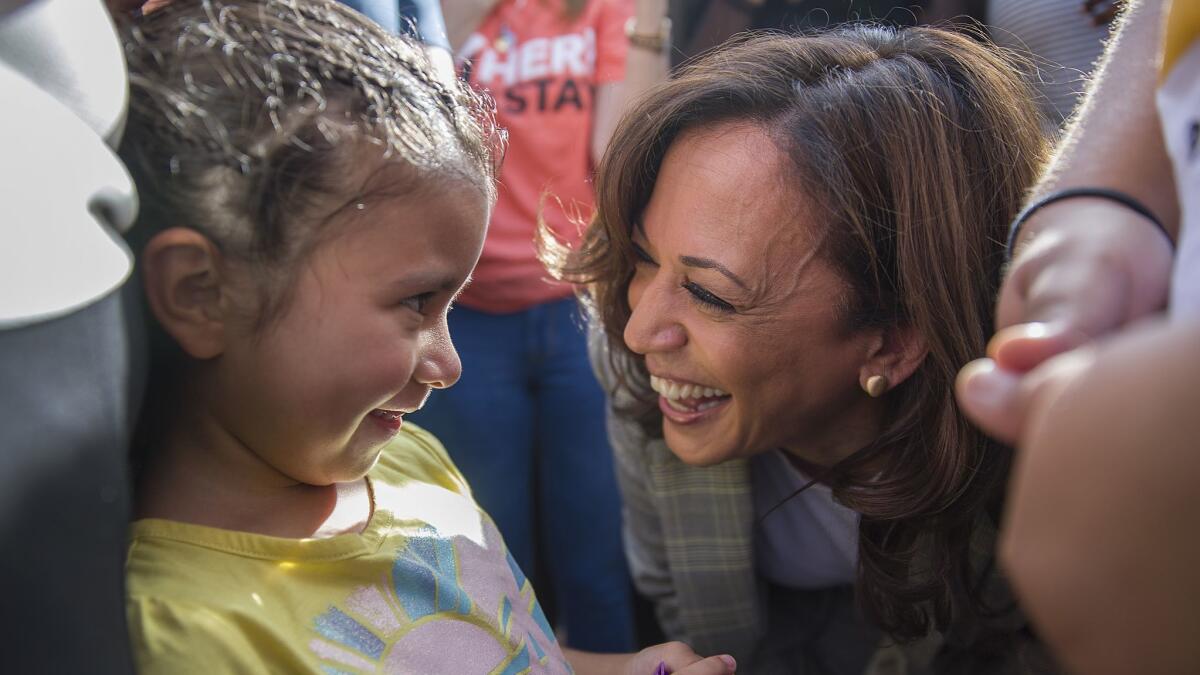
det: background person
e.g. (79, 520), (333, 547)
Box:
(928, 0), (1120, 134)
(407, 0), (670, 651)
(0, 0), (140, 670)
(339, 0), (456, 77)
(956, 0), (1200, 672)
(671, 0), (937, 68)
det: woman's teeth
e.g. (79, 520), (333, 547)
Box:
(649, 375), (729, 403)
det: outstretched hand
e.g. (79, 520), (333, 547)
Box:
(564, 642), (736, 675)
(627, 641), (737, 675)
(956, 199), (1172, 444)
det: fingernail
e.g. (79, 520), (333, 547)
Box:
(653, 661), (669, 675)
(719, 654), (737, 671)
(987, 322), (1053, 359)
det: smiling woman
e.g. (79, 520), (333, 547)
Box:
(545, 27), (1057, 674)
(624, 123), (897, 470)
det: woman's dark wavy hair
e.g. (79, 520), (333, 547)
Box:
(546, 26), (1047, 640)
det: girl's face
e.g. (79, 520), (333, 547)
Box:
(212, 165), (489, 486)
(623, 123), (884, 467)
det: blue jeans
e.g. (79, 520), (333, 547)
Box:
(410, 297), (635, 652)
(338, 0), (450, 49)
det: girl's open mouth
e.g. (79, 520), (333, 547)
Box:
(368, 409), (404, 432)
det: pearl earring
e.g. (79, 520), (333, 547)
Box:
(865, 375), (889, 398)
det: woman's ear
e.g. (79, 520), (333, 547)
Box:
(859, 324), (929, 396)
(141, 227), (228, 359)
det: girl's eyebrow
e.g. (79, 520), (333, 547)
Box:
(389, 272), (466, 295)
(679, 255), (750, 290)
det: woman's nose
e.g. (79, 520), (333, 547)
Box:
(623, 276), (687, 355)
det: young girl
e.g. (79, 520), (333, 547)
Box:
(119, 2), (733, 673)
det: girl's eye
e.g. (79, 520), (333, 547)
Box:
(683, 281), (735, 313)
(631, 242), (656, 266)
(398, 292), (435, 314)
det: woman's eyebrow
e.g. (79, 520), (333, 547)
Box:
(680, 255), (750, 290)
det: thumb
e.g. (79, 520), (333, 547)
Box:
(956, 359), (1026, 444)
(956, 350), (1095, 445)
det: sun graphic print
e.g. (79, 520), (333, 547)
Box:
(305, 480), (571, 674)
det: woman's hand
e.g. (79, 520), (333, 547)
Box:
(627, 641), (737, 675)
(564, 642), (736, 675)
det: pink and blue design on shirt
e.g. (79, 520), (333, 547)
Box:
(309, 519), (569, 674)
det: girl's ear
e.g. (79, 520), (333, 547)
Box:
(858, 323), (929, 396)
(141, 227), (229, 359)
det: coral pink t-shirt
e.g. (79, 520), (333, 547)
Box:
(456, 0), (632, 313)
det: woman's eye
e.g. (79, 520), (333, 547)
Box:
(398, 292), (435, 314)
(631, 242), (656, 266)
(683, 281), (735, 313)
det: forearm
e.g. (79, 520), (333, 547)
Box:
(591, 0), (669, 160)
(1001, 320), (1200, 674)
(1020, 0), (1179, 247)
(626, 0), (669, 91)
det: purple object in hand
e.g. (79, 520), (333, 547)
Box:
(654, 662), (670, 675)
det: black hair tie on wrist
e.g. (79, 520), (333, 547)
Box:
(1005, 187), (1174, 262)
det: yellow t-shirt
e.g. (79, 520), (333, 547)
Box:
(1161, 0), (1200, 77)
(1159, 0), (1200, 316)
(126, 425), (572, 674)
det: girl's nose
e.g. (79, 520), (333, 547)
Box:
(414, 319), (462, 390)
(623, 276), (687, 356)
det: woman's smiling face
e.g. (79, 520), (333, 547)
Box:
(624, 123), (885, 467)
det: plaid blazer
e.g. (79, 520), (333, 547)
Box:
(604, 382), (928, 675)
(607, 399), (764, 660)
(592, 331), (912, 673)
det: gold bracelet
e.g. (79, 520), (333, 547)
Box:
(624, 16), (672, 53)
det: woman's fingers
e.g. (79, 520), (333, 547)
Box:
(670, 654), (737, 674)
(624, 642), (736, 675)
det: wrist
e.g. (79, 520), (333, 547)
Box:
(1007, 187), (1173, 262)
(625, 15), (672, 53)
(1011, 198), (1105, 250)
